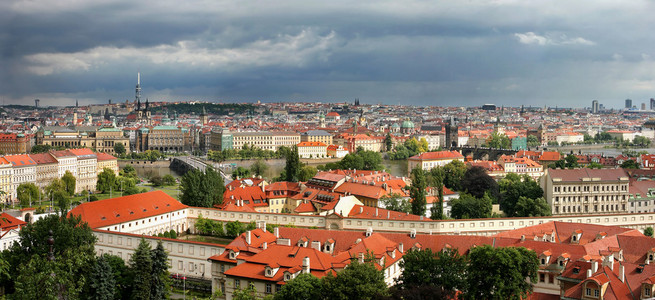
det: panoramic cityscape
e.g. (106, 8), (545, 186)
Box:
(5, 1), (655, 300)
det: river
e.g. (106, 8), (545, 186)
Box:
(119, 158), (409, 181)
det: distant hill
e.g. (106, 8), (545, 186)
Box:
(151, 103), (265, 115)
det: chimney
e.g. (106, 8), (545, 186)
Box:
(375, 207), (379, 217)
(587, 269), (592, 278)
(245, 231), (251, 245)
(398, 243), (404, 253)
(260, 221), (267, 232)
(358, 252), (365, 263)
(262, 242), (267, 250)
(619, 265), (625, 283)
(592, 261), (598, 273)
(366, 227), (373, 237)
(311, 241), (321, 250)
(360, 207), (363, 214)
(274, 227), (280, 238)
(262, 185), (265, 192)
(387, 211), (390, 219)
(302, 256), (310, 274)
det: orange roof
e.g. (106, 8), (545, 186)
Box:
(297, 141), (327, 147)
(4, 154), (36, 166)
(408, 150), (464, 161)
(29, 153), (57, 164)
(67, 190), (188, 228)
(0, 213), (26, 231)
(95, 152), (117, 161)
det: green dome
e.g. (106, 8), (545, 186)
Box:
(401, 120), (415, 128)
(391, 123), (400, 128)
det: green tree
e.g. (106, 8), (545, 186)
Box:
(466, 246), (538, 300)
(273, 273), (322, 300)
(150, 175), (164, 187)
(450, 193), (492, 219)
(102, 254), (133, 300)
(97, 167), (117, 193)
(380, 194), (411, 213)
(232, 167), (251, 180)
(645, 227), (654, 237)
(53, 190), (71, 214)
(89, 255), (116, 300)
(298, 165), (318, 181)
(384, 132), (393, 152)
(30, 144), (53, 154)
(16, 183), (40, 207)
(151, 240), (170, 300)
(410, 167), (427, 216)
(45, 178), (65, 199)
(232, 283), (258, 300)
(621, 159), (640, 169)
(62, 170), (76, 196)
(162, 174), (176, 186)
(114, 142), (127, 157)
(588, 161), (603, 169)
(460, 166), (499, 202)
(322, 260), (388, 300)
(487, 132), (511, 149)
(4, 214), (96, 297)
(225, 221), (246, 238)
(499, 174), (544, 217)
(526, 135), (540, 148)
(284, 145), (301, 182)
(398, 248), (467, 294)
(180, 167), (225, 207)
(250, 158), (269, 177)
(443, 160), (466, 191)
(514, 196), (551, 217)
(130, 238), (153, 300)
(565, 154), (579, 169)
(121, 164), (138, 179)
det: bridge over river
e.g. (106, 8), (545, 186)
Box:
(170, 156), (232, 184)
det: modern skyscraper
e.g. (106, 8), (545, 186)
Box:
(591, 100), (599, 114)
(642, 103), (647, 110)
(625, 99), (633, 109)
(650, 98), (655, 110)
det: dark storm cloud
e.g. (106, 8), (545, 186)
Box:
(3, 0), (655, 107)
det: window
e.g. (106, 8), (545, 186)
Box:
(539, 273), (545, 282)
(220, 264), (224, 273)
(647, 287), (652, 296)
(594, 289), (599, 297)
(266, 283), (272, 293)
(585, 288), (591, 296)
(235, 279), (240, 289)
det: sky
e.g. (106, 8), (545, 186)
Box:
(2, 0), (655, 108)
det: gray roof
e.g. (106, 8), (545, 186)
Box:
(302, 130), (332, 136)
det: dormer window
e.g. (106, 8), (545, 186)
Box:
(541, 258), (546, 264)
(267, 269), (272, 276)
(285, 274), (291, 281)
(572, 235), (577, 242)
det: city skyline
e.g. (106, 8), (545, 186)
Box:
(3, 1), (655, 108)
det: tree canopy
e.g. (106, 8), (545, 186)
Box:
(499, 174), (546, 217)
(450, 193), (493, 219)
(460, 166), (499, 202)
(273, 273), (322, 300)
(180, 167), (225, 207)
(398, 248), (467, 295)
(466, 245), (538, 300)
(410, 167), (427, 216)
(321, 260), (389, 300)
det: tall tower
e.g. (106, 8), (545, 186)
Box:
(135, 72), (142, 108)
(34, 99), (40, 108)
(445, 117), (459, 148)
(592, 100), (599, 114)
(200, 106), (208, 125)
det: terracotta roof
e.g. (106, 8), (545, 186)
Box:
(548, 168), (628, 182)
(294, 202), (317, 213)
(4, 154), (36, 166)
(297, 141), (327, 147)
(95, 152), (117, 161)
(0, 213), (26, 231)
(29, 153), (57, 164)
(67, 190), (188, 228)
(408, 150), (464, 161)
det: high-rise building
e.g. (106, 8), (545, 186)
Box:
(650, 98), (655, 110)
(591, 100), (599, 114)
(642, 103), (647, 110)
(625, 98), (633, 109)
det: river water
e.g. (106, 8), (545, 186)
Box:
(119, 158), (409, 181)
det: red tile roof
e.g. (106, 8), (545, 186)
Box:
(68, 190), (188, 229)
(4, 154), (36, 166)
(29, 153), (57, 164)
(0, 213), (26, 231)
(408, 150), (464, 161)
(95, 152), (117, 161)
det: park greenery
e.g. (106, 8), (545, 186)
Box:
(318, 148), (384, 171)
(208, 144), (287, 162)
(0, 212), (170, 299)
(388, 137), (429, 160)
(180, 167), (225, 207)
(483, 132), (511, 149)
